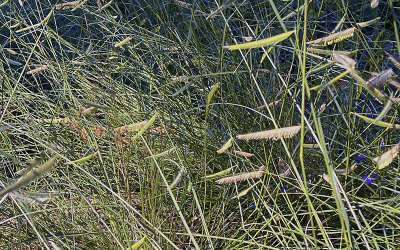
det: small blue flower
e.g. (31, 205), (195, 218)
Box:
(362, 173), (376, 185)
(279, 186), (289, 192)
(251, 204), (258, 209)
(72, 28), (76, 33)
(355, 153), (365, 163)
(380, 141), (385, 146)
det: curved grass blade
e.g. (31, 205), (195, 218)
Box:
(374, 97), (393, 122)
(69, 152), (98, 164)
(115, 36), (132, 48)
(206, 83), (219, 113)
(16, 9), (54, 33)
(217, 138), (233, 154)
(169, 168), (185, 189)
(133, 113), (157, 140)
(0, 156), (58, 199)
(126, 237), (146, 250)
(232, 181), (260, 199)
(310, 70), (348, 91)
(223, 30), (295, 50)
(205, 167), (233, 179)
(357, 17), (380, 27)
(354, 113), (400, 128)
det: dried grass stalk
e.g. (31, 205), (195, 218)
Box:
(233, 150), (254, 158)
(373, 143), (400, 169)
(9, 192), (50, 204)
(307, 27), (356, 46)
(26, 65), (48, 75)
(174, 0), (191, 7)
(77, 106), (98, 117)
(278, 158), (291, 177)
(366, 69), (395, 87)
(236, 126), (301, 141)
(257, 100), (281, 110)
(170, 75), (187, 82)
(54, 0), (81, 9)
(5, 48), (17, 55)
(317, 102), (326, 113)
(332, 51), (356, 69)
(215, 166), (265, 184)
(387, 79), (400, 90)
(113, 120), (148, 133)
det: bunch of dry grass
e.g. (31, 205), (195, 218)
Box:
(215, 166), (265, 184)
(373, 143), (400, 169)
(236, 126), (301, 141)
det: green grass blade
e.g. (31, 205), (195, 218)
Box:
(0, 156), (58, 199)
(223, 30), (295, 50)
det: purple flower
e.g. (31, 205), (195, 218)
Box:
(362, 173), (376, 185)
(279, 186), (289, 192)
(355, 153), (365, 163)
(380, 141), (385, 146)
(251, 204), (258, 209)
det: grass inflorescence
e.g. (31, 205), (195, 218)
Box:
(1, 0), (400, 249)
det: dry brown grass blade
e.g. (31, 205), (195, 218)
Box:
(373, 143), (400, 169)
(26, 65), (48, 75)
(54, 0), (81, 9)
(332, 52), (356, 69)
(257, 100), (281, 110)
(236, 125), (301, 141)
(77, 106), (98, 117)
(215, 166), (265, 184)
(307, 27), (356, 46)
(366, 69), (395, 87)
(278, 158), (291, 177)
(174, 0), (191, 7)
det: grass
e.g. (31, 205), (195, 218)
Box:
(1, 0), (400, 249)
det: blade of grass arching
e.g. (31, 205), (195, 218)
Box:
(223, 30), (295, 50)
(132, 113), (157, 140)
(314, 117), (353, 248)
(126, 236), (146, 250)
(353, 113), (400, 128)
(69, 152), (98, 164)
(374, 97), (393, 122)
(16, 9), (54, 33)
(206, 83), (219, 114)
(143, 138), (200, 250)
(0, 156), (58, 199)
(310, 70), (348, 91)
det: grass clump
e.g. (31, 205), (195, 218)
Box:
(1, 0), (400, 249)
